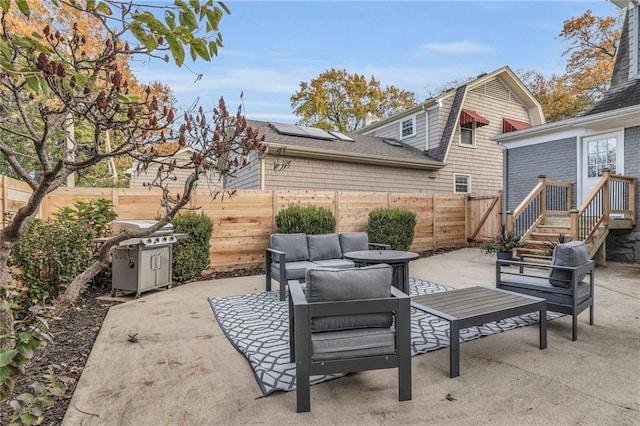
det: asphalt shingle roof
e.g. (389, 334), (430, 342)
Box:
(247, 120), (442, 168)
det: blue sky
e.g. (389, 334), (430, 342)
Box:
(132, 0), (618, 124)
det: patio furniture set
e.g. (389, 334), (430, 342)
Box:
(265, 234), (595, 412)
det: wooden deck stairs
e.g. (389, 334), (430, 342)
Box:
(507, 171), (636, 266)
(515, 216), (610, 261)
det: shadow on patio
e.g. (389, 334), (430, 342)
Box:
(63, 248), (640, 425)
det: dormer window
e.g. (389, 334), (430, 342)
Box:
(400, 117), (416, 139)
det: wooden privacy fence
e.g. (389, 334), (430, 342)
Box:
(2, 175), (501, 272)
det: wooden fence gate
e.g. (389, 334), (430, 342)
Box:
(466, 192), (502, 243)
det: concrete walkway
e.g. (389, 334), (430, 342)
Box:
(63, 248), (640, 425)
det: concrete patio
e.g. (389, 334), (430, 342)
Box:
(62, 248), (640, 425)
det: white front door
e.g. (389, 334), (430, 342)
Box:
(580, 131), (624, 206)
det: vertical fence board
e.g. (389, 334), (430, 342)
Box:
(1, 174), (495, 272)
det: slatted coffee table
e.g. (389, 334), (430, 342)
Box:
(412, 286), (547, 378)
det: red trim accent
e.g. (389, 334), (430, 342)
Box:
(460, 109), (489, 128)
(502, 118), (531, 133)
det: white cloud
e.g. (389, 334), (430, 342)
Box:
(420, 40), (495, 54)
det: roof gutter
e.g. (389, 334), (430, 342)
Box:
(265, 144), (443, 170)
(492, 104), (640, 143)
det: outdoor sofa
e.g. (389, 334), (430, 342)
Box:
(266, 232), (390, 300)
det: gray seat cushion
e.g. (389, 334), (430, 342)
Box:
(270, 260), (317, 281)
(270, 233), (309, 261)
(501, 275), (592, 306)
(311, 328), (396, 361)
(339, 232), (369, 253)
(306, 264), (393, 332)
(549, 241), (588, 288)
(311, 259), (355, 269)
(307, 234), (342, 261)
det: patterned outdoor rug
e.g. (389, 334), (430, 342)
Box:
(208, 278), (562, 396)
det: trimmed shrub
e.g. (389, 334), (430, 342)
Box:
(275, 205), (336, 234)
(172, 212), (213, 282)
(367, 208), (417, 250)
(9, 218), (95, 308)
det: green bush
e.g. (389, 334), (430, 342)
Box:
(54, 198), (117, 238)
(171, 212), (213, 282)
(54, 198), (117, 288)
(275, 205), (336, 234)
(9, 218), (95, 308)
(367, 208), (417, 250)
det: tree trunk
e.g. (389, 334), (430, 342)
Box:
(54, 257), (110, 315)
(0, 238), (16, 350)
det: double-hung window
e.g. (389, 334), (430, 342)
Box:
(454, 174), (470, 194)
(459, 123), (475, 147)
(400, 117), (415, 139)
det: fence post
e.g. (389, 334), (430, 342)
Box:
(570, 209), (579, 241)
(432, 194), (437, 249)
(538, 175), (547, 215)
(602, 169), (610, 227)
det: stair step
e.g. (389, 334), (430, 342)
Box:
(528, 232), (570, 241)
(541, 217), (571, 226)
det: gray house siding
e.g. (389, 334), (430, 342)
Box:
(505, 137), (577, 211)
(608, 125), (640, 262)
(224, 151), (261, 189)
(427, 108), (439, 151)
(366, 112), (428, 151)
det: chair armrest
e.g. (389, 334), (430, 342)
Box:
(266, 248), (286, 265)
(519, 253), (552, 261)
(288, 279), (308, 306)
(369, 242), (391, 250)
(390, 286), (410, 299)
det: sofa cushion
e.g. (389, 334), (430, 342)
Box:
(270, 233), (309, 262)
(307, 233), (342, 261)
(311, 328), (396, 361)
(270, 260), (317, 281)
(549, 241), (588, 288)
(306, 264), (393, 332)
(500, 275), (592, 306)
(339, 232), (369, 254)
(311, 259), (355, 269)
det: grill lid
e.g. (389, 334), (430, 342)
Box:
(112, 220), (174, 236)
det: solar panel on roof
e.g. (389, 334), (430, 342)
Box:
(299, 126), (336, 140)
(383, 138), (403, 147)
(329, 131), (355, 142)
(269, 122), (308, 137)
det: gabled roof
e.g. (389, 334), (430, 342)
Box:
(359, 66), (545, 134)
(248, 120), (443, 170)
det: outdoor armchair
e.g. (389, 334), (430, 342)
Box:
(496, 241), (594, 341)
(287, 264), (411, 413)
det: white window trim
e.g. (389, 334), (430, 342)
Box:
(459, 122), (476, 147)
(454, 174), (471, 194)
(400, 116), (416, 139)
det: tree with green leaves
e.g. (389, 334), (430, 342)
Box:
(290, 68), (416, 132)
(0, 1), (265, 416)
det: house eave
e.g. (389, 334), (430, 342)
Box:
(265, 143), (443, 170)
(493, 104), (640, 143)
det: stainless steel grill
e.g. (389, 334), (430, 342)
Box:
(111, 220), (185, 297)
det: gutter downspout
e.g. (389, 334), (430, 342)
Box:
(260, 155), (266, 190)
(499, 143), (508, 226)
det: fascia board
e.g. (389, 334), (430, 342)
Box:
(265, 143), (442, 170)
